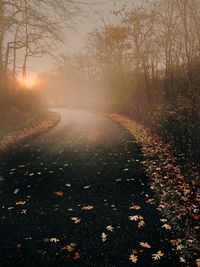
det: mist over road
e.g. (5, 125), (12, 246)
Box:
(0, 109), (180, 267)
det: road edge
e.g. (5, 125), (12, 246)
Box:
(0, 111), (60, 153)
(104, 112), (200, 266)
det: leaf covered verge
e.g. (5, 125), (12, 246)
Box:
(108, 113), (200, 265)
(0, 111), (60, 152)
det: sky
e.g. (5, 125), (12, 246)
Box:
(29, 0), (117, 75)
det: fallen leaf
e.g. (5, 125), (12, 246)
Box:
(152, 254), (160, 260)
(129, 204), (141, 210)
(82, 205), (94, 211)
(49, 238), (60, 243)
(14, 189), (20, 194)
(67, 208), (73, 212)
(129, 215), (139, 221)
(74, 252), (81, 260)
(181, 196), (189, 202)
(176, 244), (184, 251)
(138, 220), (145, 228)
(25, 237), (32, 240)
(61, 243), (76, 252)
(146, 198), (156, 204)
(83, 185), (91, 189)
(21, 209), (27, 214)
(129, 253), (138, 263)
(162, 224), (172, 230)
(160, 219), (167, 223)
(54, 191), (64, 197)
(152, 251), (164, 260)
(192, 214), (200, 220)
(157, 251), (164, 257)
(16, 201), (26, 205)
(196, 259), (200, 267)
(179, 257), (186, 263)
(101, 233), (107, 242)
(166, 163), (174, 170)
(170, 239), (182, 246)
(71, 217), (81, 224)
(140, 242), (151, 249)
(106, 225), (114, 232)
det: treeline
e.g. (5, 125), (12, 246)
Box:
(54, 0), (200, 162)
(0, 0), (83, 86)
(0, 0), (84, 115)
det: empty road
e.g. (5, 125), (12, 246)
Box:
(0, 109), (180, 267)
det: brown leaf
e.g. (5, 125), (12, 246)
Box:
(140, 242), (151, 249)
(61, 243), (76, 252)
(54, 191), (64, 197)
(129, 253), (138, 263)
(82, 205), (94, 211)
(129, 204), (141, 210)
(74, 252), (81, 260)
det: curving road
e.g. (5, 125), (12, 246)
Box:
(0, 109), (180, 267)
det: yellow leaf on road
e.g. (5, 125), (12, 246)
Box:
(16, 201), (26, 205)
(82, 205), (94, 211)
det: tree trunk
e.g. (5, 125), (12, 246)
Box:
(23, 0), (29, 82)
(0, 0), (5, 91)
(5, 43), (11, 76)
(23, 53), (28, 81)
(13, 27), (20, 81)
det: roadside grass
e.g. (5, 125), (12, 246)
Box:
(107, 113), (200, 266)
(0, 110), (60, 152)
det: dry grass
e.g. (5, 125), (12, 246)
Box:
(0, 111), (60, 151)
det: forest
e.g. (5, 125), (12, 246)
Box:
(0, 0), (82, 143)
(1, 0), (200, 162)
(45, 0), (200, 164)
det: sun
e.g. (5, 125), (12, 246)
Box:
(24, 76), (36, 88)
(18, 75), (37, 89)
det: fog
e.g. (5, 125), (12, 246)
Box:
(1, 0), (200, 160)
(1, 1), (200, 265)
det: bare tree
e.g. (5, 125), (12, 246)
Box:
(0, 0), (86, 90)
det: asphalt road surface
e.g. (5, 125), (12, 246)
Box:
(0, 109), (181, 267)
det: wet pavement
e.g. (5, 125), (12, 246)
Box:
(0, 109), (181, 267)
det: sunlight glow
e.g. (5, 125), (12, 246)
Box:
(18, 75), (38, 89)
